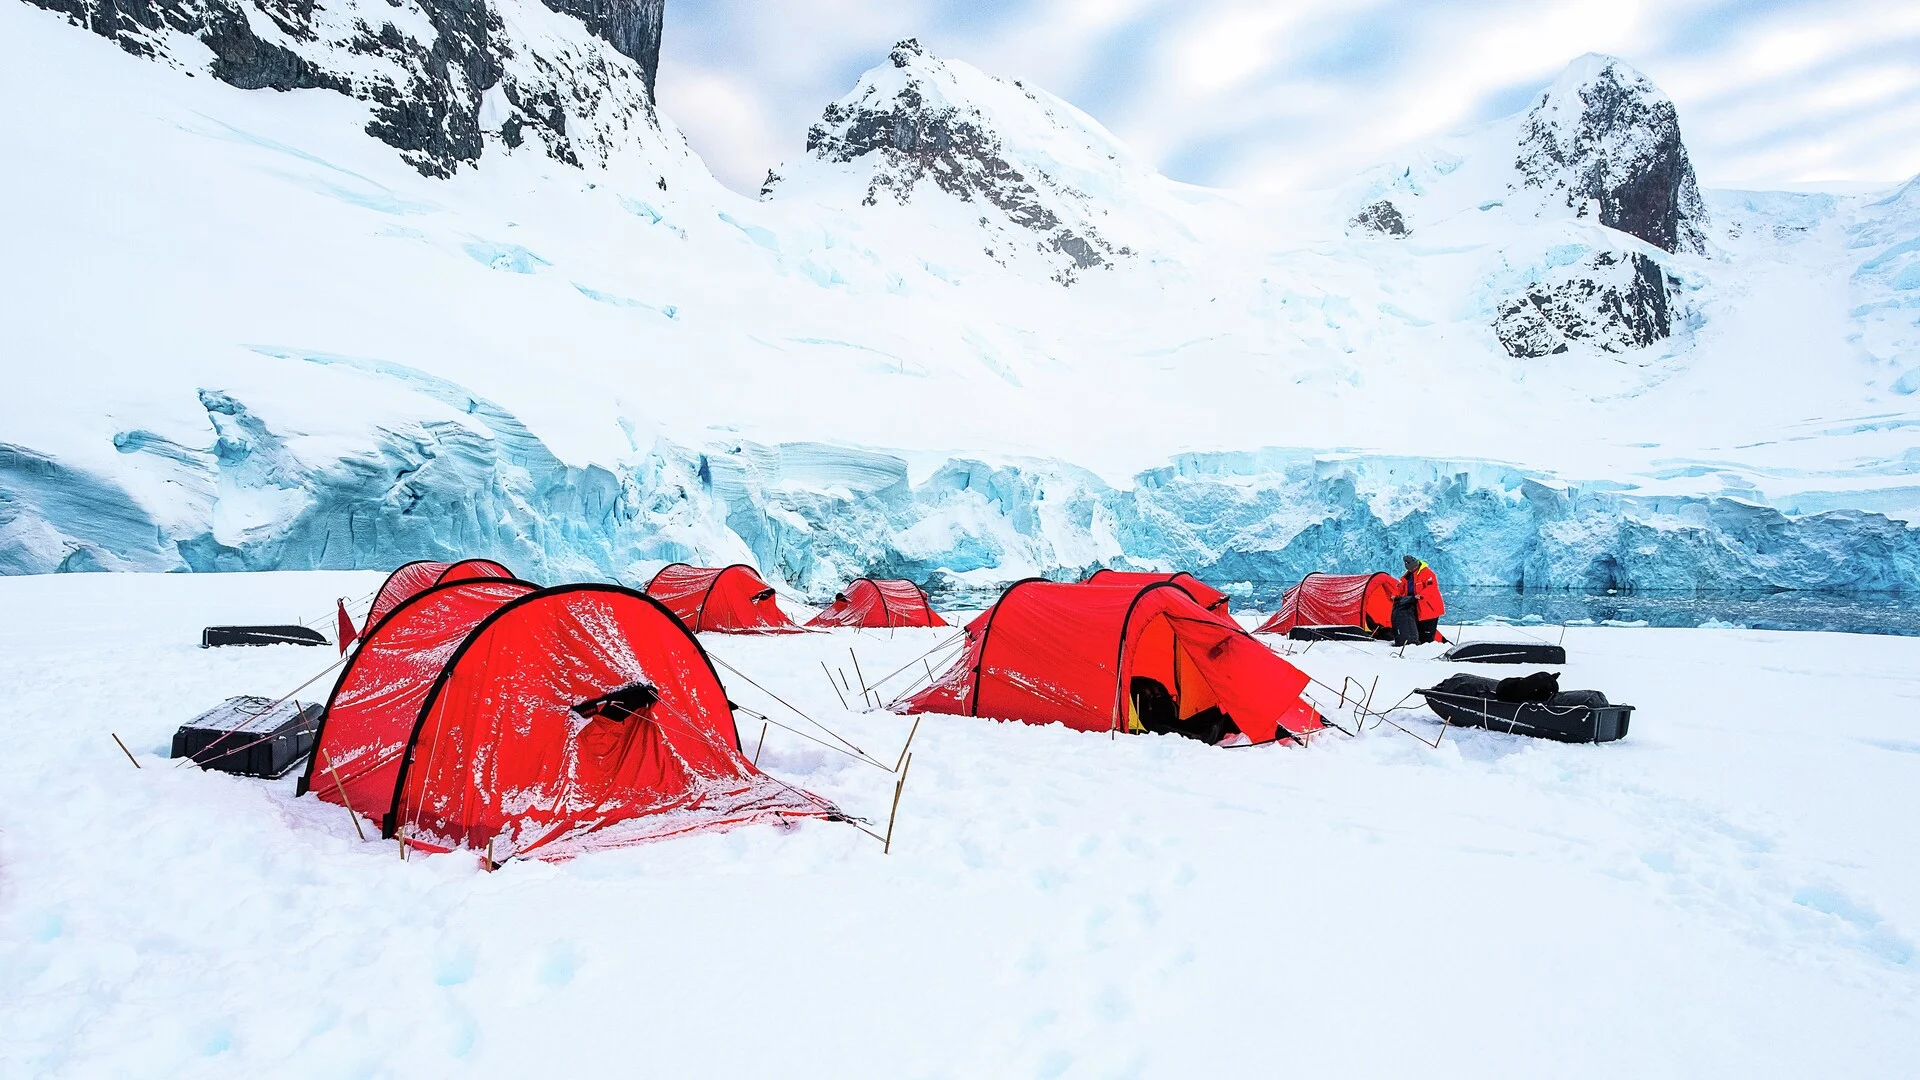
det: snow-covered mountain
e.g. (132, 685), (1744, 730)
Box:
(26, 0), (675, 177)
(2, 7), (1916, 593)
(762, 38), (1161, 284)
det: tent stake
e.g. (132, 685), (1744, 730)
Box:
(485, 838), (494, 872)
(883, 752), (913, 855)
(821, 662), (849, 710)
(753, 721), (768, 766)
(838, 667), (852, 692)
(111, 733), (141, 769)
(320, 751), (367, 841)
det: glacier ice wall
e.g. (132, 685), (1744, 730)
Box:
(5, 383), (1917, 594)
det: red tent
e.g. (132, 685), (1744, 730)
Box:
(1083, 569), (1232, 615)
(363, 558), (514, 634)
(1254, 572), (1396, 637)
(302, 577), (538, 814)
(301, 582), (832, 860)
(806, 578), (947, 629)
(898, 580), (1322, 745)
(645, 563), (799, 633)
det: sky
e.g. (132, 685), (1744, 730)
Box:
(654, 0), (1920, 196)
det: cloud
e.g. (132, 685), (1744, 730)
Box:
(655, 0), (1920, 194)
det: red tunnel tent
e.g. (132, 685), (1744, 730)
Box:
(1083, 569), (1232, 614)
(301, 581), (832, 860)
(898, 580), (1322, 745)
(1254, 572), (1397, 637)
(807, 578), (947, 628)
(300, 576), (539, 815)
(645, 563), (799, 633)
(363, 558), (515, 634)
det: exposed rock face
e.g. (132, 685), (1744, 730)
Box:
(770, 39), (1128, 285)
(1515, 55), (1707, 254)
(1494, 250), (1675, 358)
(1350, 200), (1407, 236)
(25, 0), (664, 177)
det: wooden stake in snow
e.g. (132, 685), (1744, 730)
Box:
(883, 752), (914, 855)
(849, 648), (871, 706)
(822, 661), (849, 710)
(753, 721), (768, 766)
(892, 715), (921, 772)
(111, 732), (141, 769)
(320, 750), (367, 841)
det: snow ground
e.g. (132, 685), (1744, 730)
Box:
(3, 571), (1917, 1078)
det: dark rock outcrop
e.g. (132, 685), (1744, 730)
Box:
(26, 0), (664, 177)
(773, 39), (1126, 284)
(1515, 55), (1707, 254)
(1494, 250), (1675, 358)
(1350, 199), (1407, 237)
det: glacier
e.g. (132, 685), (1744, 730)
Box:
(6, 364), (1915, 599)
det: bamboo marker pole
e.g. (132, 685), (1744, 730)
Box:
(320, 751), (367, 841)
(111, 733), (141, 769)
(892, 715), (921, 772)
(821, 662), (849, 710)
(849, 648), (871, 706)
(753, 721), (769, 766)
(882, 752), (914, 855)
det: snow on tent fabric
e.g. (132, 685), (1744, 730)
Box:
(362, 558), (515, 634)
(1254, 572), (1397, 637)
(386, 584), (832, 859)
(806, 578), (947, 628)
(297, 577), (539, 813)
(898, 580), (1322, 745)
(1083, 569), (1232, 615)
(644, 563), (800, 633)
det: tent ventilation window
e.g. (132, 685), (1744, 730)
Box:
(572, 682), (660, 723)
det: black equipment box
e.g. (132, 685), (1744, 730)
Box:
(201, 625), (328, 648)
(1419, 675), (1632, 744)
(173, 696), (323, 778)
(1443, 640), (1567, 665)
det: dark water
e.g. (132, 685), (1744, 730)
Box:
(1239, 584), (1920, 637)
(928, 581), (1919, 636)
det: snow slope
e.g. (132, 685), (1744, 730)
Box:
(2, 571), (1917, 1076)
(2, 6), (1916, 589)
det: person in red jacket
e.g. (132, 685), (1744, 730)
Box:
(1393, 555), (1446, 644)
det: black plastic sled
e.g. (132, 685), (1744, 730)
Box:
(1287, 625), (1385, 642)
(173, 696), (323, 778)
(1418, 674), (1631, 744)
(1443, 640), (1567, 665)
(201, 625), (328, 648)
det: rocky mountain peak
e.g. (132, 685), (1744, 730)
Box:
(1515, 53), (1707, 253)
(765, 39), (1133, 284)
(28, 0), (667, 177)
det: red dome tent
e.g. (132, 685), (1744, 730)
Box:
(301, 581), (832, 860)
(644, 563), (800, 633)
(363, 558), (515, 634)
(1253, 572), (1397, 638)
(1083, 569), (1232, 615)
(898, 579), (1322, 745)
(806, 578), (947, 629)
